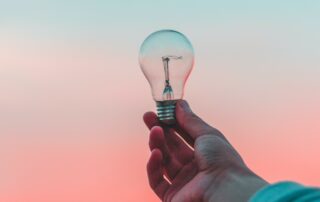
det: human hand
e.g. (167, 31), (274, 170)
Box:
(144, 100), (268, 202)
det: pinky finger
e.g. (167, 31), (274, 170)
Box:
(147, 148), (171, 200)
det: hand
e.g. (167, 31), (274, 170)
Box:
(144, 100), (268, 202)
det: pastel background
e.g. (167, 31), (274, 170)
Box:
(0, 1), (319, 201)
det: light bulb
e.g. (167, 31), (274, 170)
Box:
(139, 30), (194, 124)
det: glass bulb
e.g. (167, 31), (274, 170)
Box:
(139, 29), (194, 124)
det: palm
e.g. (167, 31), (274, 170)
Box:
(164, 159), (216, 202)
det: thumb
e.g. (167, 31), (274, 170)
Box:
(176, 100), (225, 141)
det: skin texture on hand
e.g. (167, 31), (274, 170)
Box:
(144, 100), (268, 202)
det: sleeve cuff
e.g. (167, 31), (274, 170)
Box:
(250, 181), (320, 202)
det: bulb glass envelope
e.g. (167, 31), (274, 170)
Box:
(139, 30), (194, 102)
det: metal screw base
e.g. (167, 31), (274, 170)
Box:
(156, 100), (177, 125)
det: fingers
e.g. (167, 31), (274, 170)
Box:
(144, 112), (194, 166)
(144, 110), (195, 148)
(149, 126), (182, 180)
(147, 148), (170, 199)
(172, 126), (195, 147)
(163, 128), (194, 165)
(176, 100), (227, 141)
(143, 111), (160, 129)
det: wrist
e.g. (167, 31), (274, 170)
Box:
(204, 167), (268, 202)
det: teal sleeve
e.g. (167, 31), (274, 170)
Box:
(250, 181), (320, 202)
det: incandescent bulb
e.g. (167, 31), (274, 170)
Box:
(139, 30), (194, 124)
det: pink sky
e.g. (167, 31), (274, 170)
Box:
(1, 1), (320, 201)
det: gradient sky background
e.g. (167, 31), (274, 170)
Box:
(1, 1), (320, 201)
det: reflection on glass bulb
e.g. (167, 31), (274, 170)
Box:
(139, 29), (194, 124)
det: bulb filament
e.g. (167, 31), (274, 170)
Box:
(162, 55), (182, 100)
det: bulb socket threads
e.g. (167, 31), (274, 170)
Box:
(156, 100), (177, 125)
